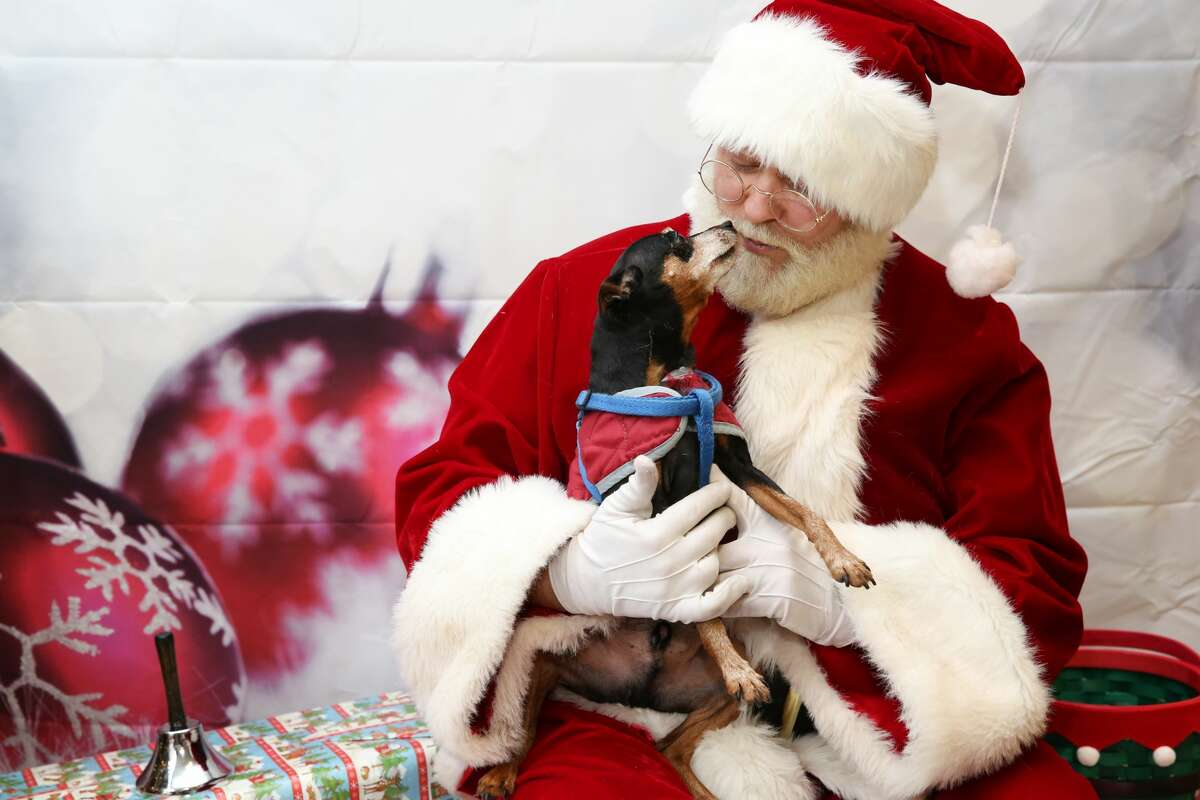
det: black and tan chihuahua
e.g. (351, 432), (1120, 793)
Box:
(477, 224), (873, 799)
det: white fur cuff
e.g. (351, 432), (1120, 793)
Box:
(392, 475), (608, 766)
(741, 521), (1050, 800)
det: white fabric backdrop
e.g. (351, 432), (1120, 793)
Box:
(1, 0), (1197, 717)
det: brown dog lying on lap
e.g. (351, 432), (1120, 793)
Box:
(476, 224), (874, 799)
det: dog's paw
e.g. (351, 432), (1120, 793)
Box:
(828, 553), (876, 589)
(476, 762), (518, 799)
(724, 664), (771, 704)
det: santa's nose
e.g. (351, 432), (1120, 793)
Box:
(742, 186), (777, 225)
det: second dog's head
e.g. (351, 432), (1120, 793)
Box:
(595, 222), (738, 367)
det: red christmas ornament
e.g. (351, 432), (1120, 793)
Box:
(0, 349), (81, 468)
(119, 260), (462, 684)
(0, 452), (245, 770)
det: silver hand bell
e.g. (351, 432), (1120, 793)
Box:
(136, 632), (234, 795)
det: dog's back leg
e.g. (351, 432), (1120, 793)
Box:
(714, 435), (875, 588)
(658, 695), (740, 800)
(476, 653), (560, 799)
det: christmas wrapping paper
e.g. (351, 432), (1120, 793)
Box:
(0, 693), (450, 800)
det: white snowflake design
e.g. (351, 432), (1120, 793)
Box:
(37, 493), (236, 641)
(222, 676), (247, 724)
(161, 341), (363, 551)
(0, 596), (140, 769)
(383, 350), (454, 431)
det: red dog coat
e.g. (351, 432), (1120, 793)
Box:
(566, 369), (745, 502)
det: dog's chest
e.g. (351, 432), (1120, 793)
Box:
(731, 285), (883, 523)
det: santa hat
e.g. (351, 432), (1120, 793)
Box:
(688, 0), (1025, 297)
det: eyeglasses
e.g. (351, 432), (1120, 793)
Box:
(697, 144), (830, 234)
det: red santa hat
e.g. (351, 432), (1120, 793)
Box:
(688, 0), (1025, 297)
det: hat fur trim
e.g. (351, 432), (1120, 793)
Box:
(688, 14), (938, 233)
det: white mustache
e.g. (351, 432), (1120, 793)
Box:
(731, 221), (805, 253)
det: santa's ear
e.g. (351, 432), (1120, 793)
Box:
(599, 265), (642, 312)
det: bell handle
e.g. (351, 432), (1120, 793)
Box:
(154, 631), (188, 730)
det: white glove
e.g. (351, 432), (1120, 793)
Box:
(548, 455), (749, 623)
(717, 480), (856, 647)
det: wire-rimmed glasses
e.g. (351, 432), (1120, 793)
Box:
(698, 144), (830, 234)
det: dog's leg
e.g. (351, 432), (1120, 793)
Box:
(746, 481), (875, 588)
(476, 653), (559, 799)
(715, 436), (875, 588)
(658, 695), (740, 800)
(696, 620), (769, 704)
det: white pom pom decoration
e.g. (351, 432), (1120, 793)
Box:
(946, 99), (1024, 298)
(1153, 745), (1176, 768)
(1075, 746), (1100, 767)
(947, 224), (1020, 298)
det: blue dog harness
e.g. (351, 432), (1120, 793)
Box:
(567, 369), (746, 504)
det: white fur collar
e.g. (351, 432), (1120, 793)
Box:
(732, 266), (886, 522)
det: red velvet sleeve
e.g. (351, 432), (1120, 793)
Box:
(941, 341), (1088, 676)
(394, 259), (568, 571)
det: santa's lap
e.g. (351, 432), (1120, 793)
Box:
(456, 700), (1097, 799)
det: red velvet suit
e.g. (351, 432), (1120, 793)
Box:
(392, 215), (1093, 799)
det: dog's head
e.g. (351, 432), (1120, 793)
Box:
(598, 222), (738, 338)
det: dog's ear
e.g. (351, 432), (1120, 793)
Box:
(599, 265), (642, 313)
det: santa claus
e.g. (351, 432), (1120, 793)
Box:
(391, 2), (1094, 798)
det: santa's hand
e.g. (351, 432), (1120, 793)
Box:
(717, 480), (855, 647)
(548, 455), (749, 622)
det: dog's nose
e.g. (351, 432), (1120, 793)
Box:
(719, 220), (735, 231)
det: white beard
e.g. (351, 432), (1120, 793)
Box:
(683, 173), (897, 318)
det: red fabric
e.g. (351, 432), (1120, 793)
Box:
(565, 370), (745, 501)
(809, 742), (1099, 799)
(565, 399), (683, 501)
(754, 1), (1025, 103)
(923, 740), (1097, 799)
(458, 701), (1095, 800)
(659, 369), (742, 428)
(459, 701), (694, 799)
(394, 213), (1087, 775)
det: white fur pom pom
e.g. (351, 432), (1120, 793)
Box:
(946, 225), (1019, 298)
